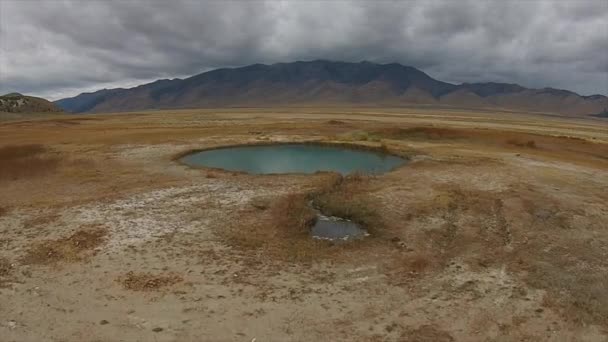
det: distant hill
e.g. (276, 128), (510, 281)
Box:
(1, 93), (63, 114)
(55, 60), (608, 116)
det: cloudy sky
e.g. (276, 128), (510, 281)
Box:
(1, 0), (607, 100)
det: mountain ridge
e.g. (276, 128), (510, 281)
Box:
(1, 93), (63, 114)
(55, 60), (608, 116)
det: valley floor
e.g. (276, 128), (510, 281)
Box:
(1, 107), (607, 341)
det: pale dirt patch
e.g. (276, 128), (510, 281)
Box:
(64, 183), (263, 251)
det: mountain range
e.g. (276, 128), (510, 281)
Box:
(55, 60), (607, 116)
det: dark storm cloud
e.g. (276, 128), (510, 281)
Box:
(1, 0), (607, 99)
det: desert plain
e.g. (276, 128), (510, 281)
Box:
(1, 107), (607, 341)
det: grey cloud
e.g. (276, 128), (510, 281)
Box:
(0, 0), (606, 100)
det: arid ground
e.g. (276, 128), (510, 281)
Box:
(1, 107), (607, 342)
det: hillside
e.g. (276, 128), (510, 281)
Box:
(0, 93), (63, 114)
(55, 61), (608, 116)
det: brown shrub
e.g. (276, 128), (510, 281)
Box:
(312, 174), (381, 233)
(118, 271), (183, 291)
(0, 144), (46, 160)
(400, 325), (454, 342)
(270, 193), (316, 236)
(0, 257), (12, 277)
(0, 144), (60, 181)
(218, 192), (316, 253)
(21, 225), (107, 265)
(0, 257), (14, 287)
(23, 212), (60, 229)
(409, 254), (432, 273)
(506, 139), (537, 148)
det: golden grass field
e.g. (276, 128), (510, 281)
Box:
(1, 107), (607, 341)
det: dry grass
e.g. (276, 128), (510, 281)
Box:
(374, 126), (465, 141)
(525, 261), (608, 326)
(21, 225), (107, 265)
(0, 144), (60, 181)
(118, 271), (183, 291)
(337, 130), (382, 142)
(400, 325), (455, 342)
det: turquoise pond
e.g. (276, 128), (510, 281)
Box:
(180, 144), (406, 175)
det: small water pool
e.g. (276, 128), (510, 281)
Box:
(311, 214), (369, 242)
(180, 143), (406, 175)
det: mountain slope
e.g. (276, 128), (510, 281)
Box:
(55, 61), (608, 116)
(0, 93), (63, 113)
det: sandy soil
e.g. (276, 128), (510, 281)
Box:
(1, 107), (607, 341)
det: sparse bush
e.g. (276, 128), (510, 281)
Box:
(310, 173), (382, 233)
(21, 225), (107, 265)
(270, 193), (316, 235)
(337, 131), (381, 142)
(118, 271), (183, 291)
(0, 257), (12, 277)
(0, 257), (13, 288)
(506, 139), (537, 148)
(0, 144), (46, 159)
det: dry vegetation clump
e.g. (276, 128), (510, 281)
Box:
(249, 196), (274, 211)
(385, 251), (440, 283)
(506, 139), (537, 148)
(270, 193), (316, 236)
(0, 257), (12, 277)
(118, 271), (183, 291)
(0, 144), (60, 181)
(338, 130), (382, 142)
(219, 173), (380, 261)
(311, 173), (383, 233)
(373, 126), (464, 141)
(23, 212), (61, 229)
(400, 325), (455, 342)
(21, 225), (107, 265)
(0, 257), (14, 287)
(0, 206), (6, 217)
(218, 192), (316, 253)
(371, 126), (548, 151)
